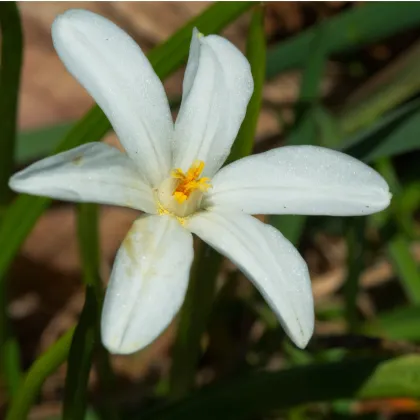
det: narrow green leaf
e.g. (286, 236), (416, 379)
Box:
(288, 25), (328, 147)
(0, 194), (50, 279)
(169, 244), (221, 398)
(5, 328), (75, 420)
(314, 106), (342, 149)
(344, 218), (366, 332)
(338, 56), (420, 137)
(0, 1), (23, 398)
(146, 356), (420, 420)
(0, 286), (21, 397)
(16, 122), (72, 164)
(397, 181), (420, 239)
(77, 204), (101, 293)
(0, 2), (23, 203)
(363, 306), (420, 341)
(63, 203), (119, 420)
(270, 216), (306, 247)
(374, 159), (420, 305)
(63, 288), (97, 420)
(146, 2), (251, 81)
(63, 203), (101, 420)
(387, 234), (420, 304)
(228, 5), (266, 161)
(266, 3), (420, 77)
(340, 98), (420, 162)
(0, 1), (253, 282)
(94, 342), (121, 420)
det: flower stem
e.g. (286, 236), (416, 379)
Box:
(63, 203), (120, 419)
(5, 328), (75, 420)
(228, 5), (266, 163)
(94, 341), (121, 420)
(0, 2), (23, 204)
(169, 243), (222, 398)
(62, 287), (97, 420)
(344, 217), (366, 332)
(0, 1), (24, 399)
(0, 284), (21, 397)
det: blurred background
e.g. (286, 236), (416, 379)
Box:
(1, 2), (420, 420)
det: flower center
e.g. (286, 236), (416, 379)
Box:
(156, 160), (212, 218)
(171, 160), (211, 203)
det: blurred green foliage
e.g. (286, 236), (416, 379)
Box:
(0, 1), (23, 401)
(1, 2), (420, 420)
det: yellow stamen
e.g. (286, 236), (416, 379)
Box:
(170, 160), (212, 204)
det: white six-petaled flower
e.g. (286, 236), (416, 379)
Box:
(9, 9), (391, 354)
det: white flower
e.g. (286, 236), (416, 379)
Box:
(9, 9), (391, 355)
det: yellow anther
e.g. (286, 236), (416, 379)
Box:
(173, 191), (188, 203)
(171, 160), (211, 204)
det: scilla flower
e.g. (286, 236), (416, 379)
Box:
(9, 9), (391, 354)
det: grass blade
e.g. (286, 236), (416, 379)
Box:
(169, 245), (222, 398)
(5, 328), (75, 420)
(16, 122), (72, 165)
(387, 234), (420, 304)
(363, 306), (420, 341)
(228, 5), (266, 161)
(375, 158), (420, 305)
(62, 203), (114, 420)
(340, 97), (420, 162)
(337, 45), (420, 137)
(63, 288), (97, 420)
(0, 1), (23, 398)
(0, 2), (23, 204)
(344, 218), (366, 332)
(146, 356), (420, 419)
(146, 2), (251, 80)
(77, 204), (101, 293)
(0, 292), (21, 397)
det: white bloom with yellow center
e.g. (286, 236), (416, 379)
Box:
(10, 10), (391, 354)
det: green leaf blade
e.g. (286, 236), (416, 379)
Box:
(6, 328), (75, 420)
(229, 5), (266, 162)
(146, 356), (420, 420)
(0, 2), (23, 203)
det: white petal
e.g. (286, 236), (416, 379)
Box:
(172, 29), (253, 177)
(186, 211), (314, 348)
(9, 143), (156, 213)
(101, 215), (193, 354)
(52, 9), (173, 187)
(205, 146), (391, 216)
